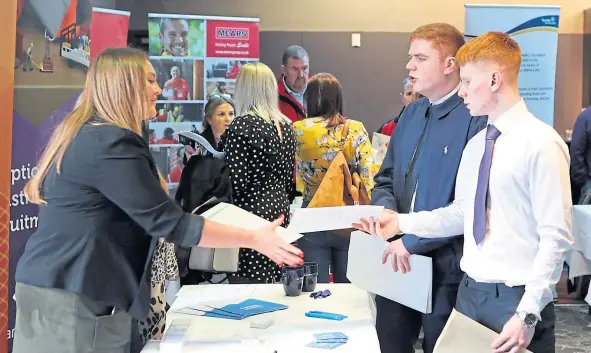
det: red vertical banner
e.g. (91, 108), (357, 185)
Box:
(1, 0), (17, 350)
(206, 20), (260, 58)
(90, 7), (130, 63)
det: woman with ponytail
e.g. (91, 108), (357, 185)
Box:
(13, 48), (303, 353)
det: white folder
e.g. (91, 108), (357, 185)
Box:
(433, 309), (532, 353)
(201, 202), (303, 244)
(288, 205), (383, 234)
(346, 231), (432, 314)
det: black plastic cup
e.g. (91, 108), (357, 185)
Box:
(282, 266), (304, 296)
(302, 262), (318, 292)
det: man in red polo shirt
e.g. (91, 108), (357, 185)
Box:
(278, 45), (309, 123)
(163, 66), (191, 100)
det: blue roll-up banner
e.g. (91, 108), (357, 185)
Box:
(464, 4), (560, 127)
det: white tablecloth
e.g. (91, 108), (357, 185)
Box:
(565, 205), (591, 280)
(141, 283), (380, 353)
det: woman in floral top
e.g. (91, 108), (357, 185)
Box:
(293, 73), (375, 283)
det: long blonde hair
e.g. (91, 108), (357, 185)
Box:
(25, 47), (158, 204)
(233, 62), (291, 125)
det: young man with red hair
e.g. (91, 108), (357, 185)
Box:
(370, 23), (486, 353)
(357, 32), (573, 353)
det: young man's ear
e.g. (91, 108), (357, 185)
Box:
(490, 71), (502, 92)
(444, 57), (457, 75)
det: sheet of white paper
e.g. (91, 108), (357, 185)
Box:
(346, 231), (432, 314)
(372, 132), (390, 165)
(433, 309), (532, 353)
(287, 206), (383, 234)
(201, 203), (303, 244)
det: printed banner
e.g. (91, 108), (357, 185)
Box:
(9, 1), (128, 351)
(464, 4), (561, 127)
(147, 13), (259, 192)
(90, 7), (131, 63)
(11, 0), (93, 349)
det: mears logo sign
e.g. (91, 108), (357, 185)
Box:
(216, 27), (249, 40)
(207, 20), (259, 58)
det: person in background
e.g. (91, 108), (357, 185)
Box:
(278, 45), (310, 123)
(155, 103), (169, 122)
(183, 95), (235, 160)
(162, 66), (191, 101)
(226, 62), (298, 284)
(158, 18), (189, 57)
(166, 105), (184, 123)
(294, 73), (375, 283)
(367, 23), (486, 353)
(149, 129), (156, 144)
(226, 60), (243, 80)
(201, 96), (235, 150)
(209, 82), (228, 99)
(168, 148), (184, 183)
(156, 127), (177, 144)
(356, 32), (572, 353)
(377, 77), (423, 136)
(570, 106), (591, 204)
(13, 48), (303, 353)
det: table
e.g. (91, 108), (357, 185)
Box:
(565, 205), (591, 306)
(141, 283), (380, 353)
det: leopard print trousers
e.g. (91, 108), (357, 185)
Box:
(138, 238), (179, 344)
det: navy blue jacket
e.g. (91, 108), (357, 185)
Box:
(372, 94), (486, 285)
(570, 107), (591, 188)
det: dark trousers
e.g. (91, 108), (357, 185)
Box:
(297, 231), (350, 283)
(456, 275), (556, 353)
(375, 283), (459, 353)
(13, 282), (133, 353)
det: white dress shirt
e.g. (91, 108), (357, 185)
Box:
(398, 99), (573, 319)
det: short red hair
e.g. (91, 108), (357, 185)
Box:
(409, 23), (466, 59)
(456, 32), (522, 79)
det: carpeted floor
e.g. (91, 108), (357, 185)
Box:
(554, 305), (591, 353)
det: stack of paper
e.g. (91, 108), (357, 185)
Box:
(306, 332), (349, 349)
(173, 299), (288, 320)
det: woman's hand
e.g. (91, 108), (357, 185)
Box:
(184, 145), (201, 160)
(251, 215), (304, 267)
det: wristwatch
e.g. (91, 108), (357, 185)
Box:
(516, 311), (538, 328)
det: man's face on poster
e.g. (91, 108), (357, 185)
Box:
(160, 19), (190, 56)
(171, 66), (180, 79)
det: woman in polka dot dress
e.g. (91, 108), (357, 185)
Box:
(225, 62), (300, 284)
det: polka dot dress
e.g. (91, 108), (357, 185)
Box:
(225, 114), (296, 283)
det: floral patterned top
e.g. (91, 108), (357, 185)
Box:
(293, 117), (376, 201)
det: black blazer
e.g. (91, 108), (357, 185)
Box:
(15, 119), (204, 320)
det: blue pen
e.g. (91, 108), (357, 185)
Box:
(305, 311), (348, 321)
